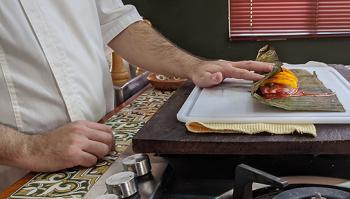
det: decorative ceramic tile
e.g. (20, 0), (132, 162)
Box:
(9, 88), (173, 199)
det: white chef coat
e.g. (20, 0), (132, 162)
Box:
(0, 0), (142, 133)
(0, 0), (142, 191)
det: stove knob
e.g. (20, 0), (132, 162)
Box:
(105, 171), (137, 198)
(94, 194), (120, 199)
(122, 154), (151, 177)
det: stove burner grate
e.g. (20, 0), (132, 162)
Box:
(233, 164), (350, 199)
(254, 185), (350, 199)
(272, 186), (350, 199)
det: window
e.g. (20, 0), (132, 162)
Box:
(229, 0), (350, 40)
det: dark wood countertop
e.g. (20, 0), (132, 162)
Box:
(133, 65), (350, 155)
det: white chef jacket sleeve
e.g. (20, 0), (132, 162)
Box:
(95, 0), (143, 45)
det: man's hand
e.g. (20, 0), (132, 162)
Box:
(189, 60), (274, 88)
(16, 121), (114, 172)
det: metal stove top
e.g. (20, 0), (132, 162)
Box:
(87, 149), (350, 199)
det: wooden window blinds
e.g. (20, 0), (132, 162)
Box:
(229, 0), (350, 40)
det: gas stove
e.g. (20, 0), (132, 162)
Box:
(93, 153), (350, 199)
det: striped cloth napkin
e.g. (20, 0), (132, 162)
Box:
(186, 122), (316, 136)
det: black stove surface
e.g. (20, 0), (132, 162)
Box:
(164, 154), (350, 179)
(130, 155), (350, 199)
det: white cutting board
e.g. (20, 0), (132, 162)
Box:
(177, 61), (350, 124)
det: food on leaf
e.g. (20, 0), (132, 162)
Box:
(251, 45), (345, 112)
(259, 67), (299, 99)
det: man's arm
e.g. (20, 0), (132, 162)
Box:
(0, 121), (114, 172)
(0, 124), (28, 167)
(109, 21), (273, 87)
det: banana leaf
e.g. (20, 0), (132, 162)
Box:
(251, 45), (345, 112)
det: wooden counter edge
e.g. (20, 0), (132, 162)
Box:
(0, 173), (36, 199)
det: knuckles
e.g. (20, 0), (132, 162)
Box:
(69, 122), (86, 134)
(95, 144), (110, 159)
(66, 133), (84, 146)
(65, 147), (81, 166)
(83, 155), (98, 167)
(243, 60), (254, 67)
(66, 146), (80, 159)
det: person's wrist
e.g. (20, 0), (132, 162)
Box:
(12, 133), (41, 170)
(185, 57), (203, 80)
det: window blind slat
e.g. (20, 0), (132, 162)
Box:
(229, 0), (350, 40)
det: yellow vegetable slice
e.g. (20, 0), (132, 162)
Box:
(261, 67), (298, 89)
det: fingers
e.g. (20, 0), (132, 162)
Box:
(72, 120), (115, 156)
(85, 121), (114, 151)
(231, 60), (274, 73)
(225, 67), (265, 81)
(78, 151), (98, 167)
(34, 121), (114, 171)
(211, 72), (223, 84)
(85, 128), (114, 150)
(83, 139), (110, 159)
(73, 120), (114, 150)
(214, 60), (272, 81)
(193, 71), (223, 88)
(84, 121), (112, 133)
(191, 60), (272, 87)
(202, 71), (223, 86)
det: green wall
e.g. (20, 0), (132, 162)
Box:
(123, 0), (350, 64)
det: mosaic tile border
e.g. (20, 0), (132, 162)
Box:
(9, 88), (173, 199)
